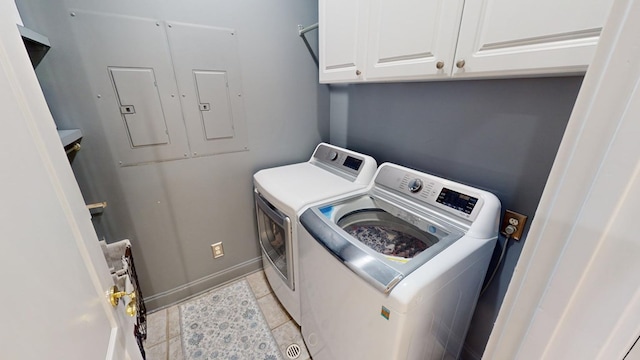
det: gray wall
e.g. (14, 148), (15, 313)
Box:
(16, 0), (583, 352)
(331, 77), (583, 359)
(17, 0), (328, 309)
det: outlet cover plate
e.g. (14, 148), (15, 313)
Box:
(501, 210), (528, 240)
(211, 242), (224, 258)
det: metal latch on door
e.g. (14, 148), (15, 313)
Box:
(120, 105), (136, 114)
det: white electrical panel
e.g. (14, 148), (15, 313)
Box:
(109, 67), (170, 147)
(193, 70), (235, 140)
(69, 10), (189, 165)
(69, 11), (248, 165)
(166, 22), (248, 157)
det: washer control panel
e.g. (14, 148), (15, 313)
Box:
(375, 165), (485, 222)
(435, 187), (479, 215)
(408, 178), (423, 193)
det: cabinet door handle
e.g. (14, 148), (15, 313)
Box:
(456, 60), (466, 69)
(436, 61), (444, 70)
(355, 70), (361, 76)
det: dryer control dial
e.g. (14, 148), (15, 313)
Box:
(328, 151), (339, 161)
(408, 178), (423, 193)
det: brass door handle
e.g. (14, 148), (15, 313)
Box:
(109, 285), (137, 317)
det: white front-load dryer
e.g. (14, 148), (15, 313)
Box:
(298, 163), (500, 359)
(253, 143), (377, 324)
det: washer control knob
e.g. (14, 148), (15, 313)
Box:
(408, 178), (423, 193)
(328, 151), (339, 161)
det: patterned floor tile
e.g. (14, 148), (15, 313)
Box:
(145, 341), (167, 360)
(168, 305), (181, 339)
(169, 336), (184, 360)
(146, 309), (167, 347)
(246, 270), (272, 299)
(257, 293), (291, 330)
(272, 320), (310, 360)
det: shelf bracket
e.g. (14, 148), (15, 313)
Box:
(298, 23), (319, 67)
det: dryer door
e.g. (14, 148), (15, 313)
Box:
(255, 191), (294, 290)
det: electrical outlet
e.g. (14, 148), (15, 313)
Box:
(500, 210), (528, 240)
(211, 242), (224, 258)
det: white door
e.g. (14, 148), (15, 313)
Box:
(454, 0), (613, 78)
(483, 0), (640, 358)
(628, 338), (640, 360)
(0, 1), (142, 359)
(364, 0), (464, 81)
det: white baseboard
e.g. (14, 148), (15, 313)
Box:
(144, 256), (263, 311)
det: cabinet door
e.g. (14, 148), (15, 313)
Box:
(319, 0), (369, 83)
(365, 0), (464, 81)
(454, 0), (613, 78)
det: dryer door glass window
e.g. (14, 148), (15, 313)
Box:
(255, 193), (294, 289)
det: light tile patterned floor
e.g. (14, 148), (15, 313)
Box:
(143, 270), (310, 360)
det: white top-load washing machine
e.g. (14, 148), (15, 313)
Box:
(298, 163), (500, 360)
(253, 143), (377, 324)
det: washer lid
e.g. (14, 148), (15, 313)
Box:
(337, 209), (439, 261)
(299, 201), (464, 294)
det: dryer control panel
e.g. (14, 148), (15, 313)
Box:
(310, 143), (377, 184)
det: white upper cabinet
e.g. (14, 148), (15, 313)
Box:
(365, 0), (464, 81)
(319, 0), (613, 83)
(319, 0), (369, 82)
(453, 0), (613, 78)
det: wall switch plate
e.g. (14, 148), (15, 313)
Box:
(211, 242), (224, 258)
(501, 210), (528, 240)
